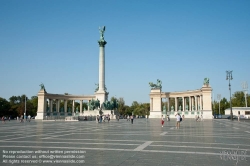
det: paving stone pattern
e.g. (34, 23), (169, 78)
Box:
(0, 118), (250, 166)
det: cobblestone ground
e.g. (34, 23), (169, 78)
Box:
(0, 118), (250, 166)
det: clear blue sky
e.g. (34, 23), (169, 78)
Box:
(1, 0), (250, 105)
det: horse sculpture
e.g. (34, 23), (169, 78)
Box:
(39, 83), (45, 90)
(203, 78), (209, 86)
(149, 79), (162, 89)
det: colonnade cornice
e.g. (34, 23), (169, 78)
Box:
(160, 90), (202, 97)
(44, 93), (95, 101)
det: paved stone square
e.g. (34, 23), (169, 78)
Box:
(0, 118), (250, 166)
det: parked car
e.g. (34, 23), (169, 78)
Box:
(227, 115), (237, 119)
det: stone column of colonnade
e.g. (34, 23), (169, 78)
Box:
(182, 97), (184, 111)
(167, 98), (170, 112)
(188, 96), (191, 111)
(175, 97), (177, 111)
(64, 100), (67, 116)
(56, 99), (60, 115)
(200, 95), (203, 110)
(194, 96), (198, 111)
(49, 99), (53, 115)
(72, 100), (75, 116)
(80, 100), (82, 115)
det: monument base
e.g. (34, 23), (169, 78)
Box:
(82, 110), (117, 119)
(36, 112), (44, 120)
(202, 110), (213, 119)
(149, 111), (162, 118)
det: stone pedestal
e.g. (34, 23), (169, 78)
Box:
(201, 85), (213, 119)
(37, 89), (47, 120)
(82, 110), (117, 119)
(95, 91), (108, 107)
(149, 88), (162, 118)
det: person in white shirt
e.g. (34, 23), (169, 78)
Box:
(176, 113), (181, 129)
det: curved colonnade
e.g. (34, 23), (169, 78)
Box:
(149, 85), (212, 119)
(36, 89), (99, 120)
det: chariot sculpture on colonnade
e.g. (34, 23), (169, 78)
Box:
(149, 79), (162, 89)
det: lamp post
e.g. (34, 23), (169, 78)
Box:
(217, 94), (221, 117)
(24, 95), (26, 121)
(226, 71), (233, 121)
(241, 81), (248, 107)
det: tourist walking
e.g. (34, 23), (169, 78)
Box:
(161, 115), (164, 127)
(131, 115), (134, 124)
(166, 115), (170, 121)
(108, 114), (110, 122)
(97, 115), (99, 123)
(20, 115), (23, 122)
(28, 115), (31, 122)
(103, 115), (106, 122)
(100, 115), (102, 123)
(176, 113), (181, 129)
(2, 116), (5, 124)
(127, 115), (130, 121)
(196, 115), (200, 122)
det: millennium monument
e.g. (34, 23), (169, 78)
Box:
(36, 26), (118, 120)
(149, 78), (212, 119)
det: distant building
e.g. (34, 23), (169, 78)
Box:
(225, 107), (250, 118)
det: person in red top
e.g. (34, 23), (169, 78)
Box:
(161, 115), (164, 127)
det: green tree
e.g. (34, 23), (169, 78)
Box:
(0, 97), (10, 116)
(231, 91), (245, 107)
(118, 97), (125, 115)
(212, 97), (229, 115)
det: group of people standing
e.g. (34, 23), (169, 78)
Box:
(1, 116), (10, 123)
(1, 115), (32, 123)
(195, 115), (203, 121)
(161, 113), (184, 129)
(96, 114), (110, 123)
(17, 115), (32, 122)
(126, 115), (134, 124)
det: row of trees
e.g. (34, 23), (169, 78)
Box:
(212, 91), (250, 115)
(0, 95), (38, 117)
(0, 91), (248, 118)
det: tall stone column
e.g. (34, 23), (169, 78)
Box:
(96, 26), (108, 105)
